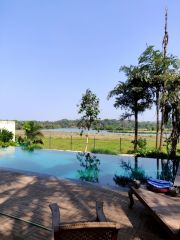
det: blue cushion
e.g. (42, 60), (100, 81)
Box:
(147, 178), (173, 189)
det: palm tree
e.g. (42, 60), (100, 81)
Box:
(139, 46), (164, 149)
(108, 65), (153, 151)
(19, 121), (44, 151)
(161, 73), (180, 159)
(139, 46), (180, 150)
(23, 121), (43, 144)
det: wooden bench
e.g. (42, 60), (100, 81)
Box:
(128, 164), (180, 240)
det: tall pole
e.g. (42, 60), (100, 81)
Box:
(159, 8), (168, 151)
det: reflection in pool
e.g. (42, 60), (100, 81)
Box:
(113, 156), (179, 187)
(0, 147), (178, 187)
(77, 152), (100, 183)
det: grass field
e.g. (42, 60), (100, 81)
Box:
(16, 130), (178, 154)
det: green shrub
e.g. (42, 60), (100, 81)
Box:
(0, 129), (13, 143)
(23, 143), (42, 151)
(137, 138), (147, 149)
(136, 148), (168, 159)
(91, 148), (117, 155)
(132, 137), (147, 152)
(0, 141), (16, 148)
(18, 138), (42, 151)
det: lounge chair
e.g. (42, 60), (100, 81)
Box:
(49, 201), (120, 240)
(128, 163), (180, 240)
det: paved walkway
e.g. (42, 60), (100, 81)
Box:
(0, 170), (168, 240)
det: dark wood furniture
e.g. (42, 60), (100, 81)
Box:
(128, 164), (180, 240)
(174, 163), (180, 188)
(49, 201), (120, 240)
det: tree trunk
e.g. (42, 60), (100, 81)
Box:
(155, 91), (160, 149)
(169, 112), (179, 159)
(134, 110), (138, 151)
(170, 136), (177, 159)
(85, 133), (89, 152)
(159, 107), (165, 151)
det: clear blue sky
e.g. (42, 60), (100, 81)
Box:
(0, 0), (179, 121)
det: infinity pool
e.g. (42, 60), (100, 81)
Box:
(0, 147), (170, 187)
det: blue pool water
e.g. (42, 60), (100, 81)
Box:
(0, 147), (170, 187)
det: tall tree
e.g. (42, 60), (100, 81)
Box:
(139, 46), (164, 149)
(159, 8), (169, 150)
(161, 73), (180, 159)
(77, 89), (100, 152)
(108, 66), (153, 151)
(139, 45), (180, 150)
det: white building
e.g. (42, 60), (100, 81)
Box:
(0, 121), (15, 141)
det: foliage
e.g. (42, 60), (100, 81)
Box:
(0, 141), (16, 148)
(137, 138), (147, 149)
(23, 121), (43, 143)
(91, 148), (117, 155)
(18, 138), (42, 151)
(18, 121), (44, 151)
(108, 66), (152, 117)
(136, 148), (169, 159)
(0, 129), (14, 148)
(77, 89), (100, 132)
(77, 89), (100, 151)
(161, 73), (180, 158)
(16, 119), (161, 131)
(132, 137), (147, 152)
(108, 65), (153, 150)
(0, 129), (13, 143)
(139, 45), (179, 94)
(77, 152), (100, 182)
(131, 144), (180, 160)
(139, 45), (180, 151)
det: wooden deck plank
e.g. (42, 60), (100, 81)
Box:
(130, 186), (180, 239)
(0, 170), (168, 240)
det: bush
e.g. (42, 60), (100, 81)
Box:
(0, 129), (13, 143)
(132, 137), (147, 151)
(91, 148), (118, 155)
(136, 148), (168, 159)
(0, 141), (16, 148)
(137, 138), (147, 149)
(23, 143), (42, 151)
(18, 138), (42, 151)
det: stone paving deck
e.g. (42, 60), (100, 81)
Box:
(0, 170), (169, 240)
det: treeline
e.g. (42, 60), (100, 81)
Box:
(15, 119), (159, 131)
